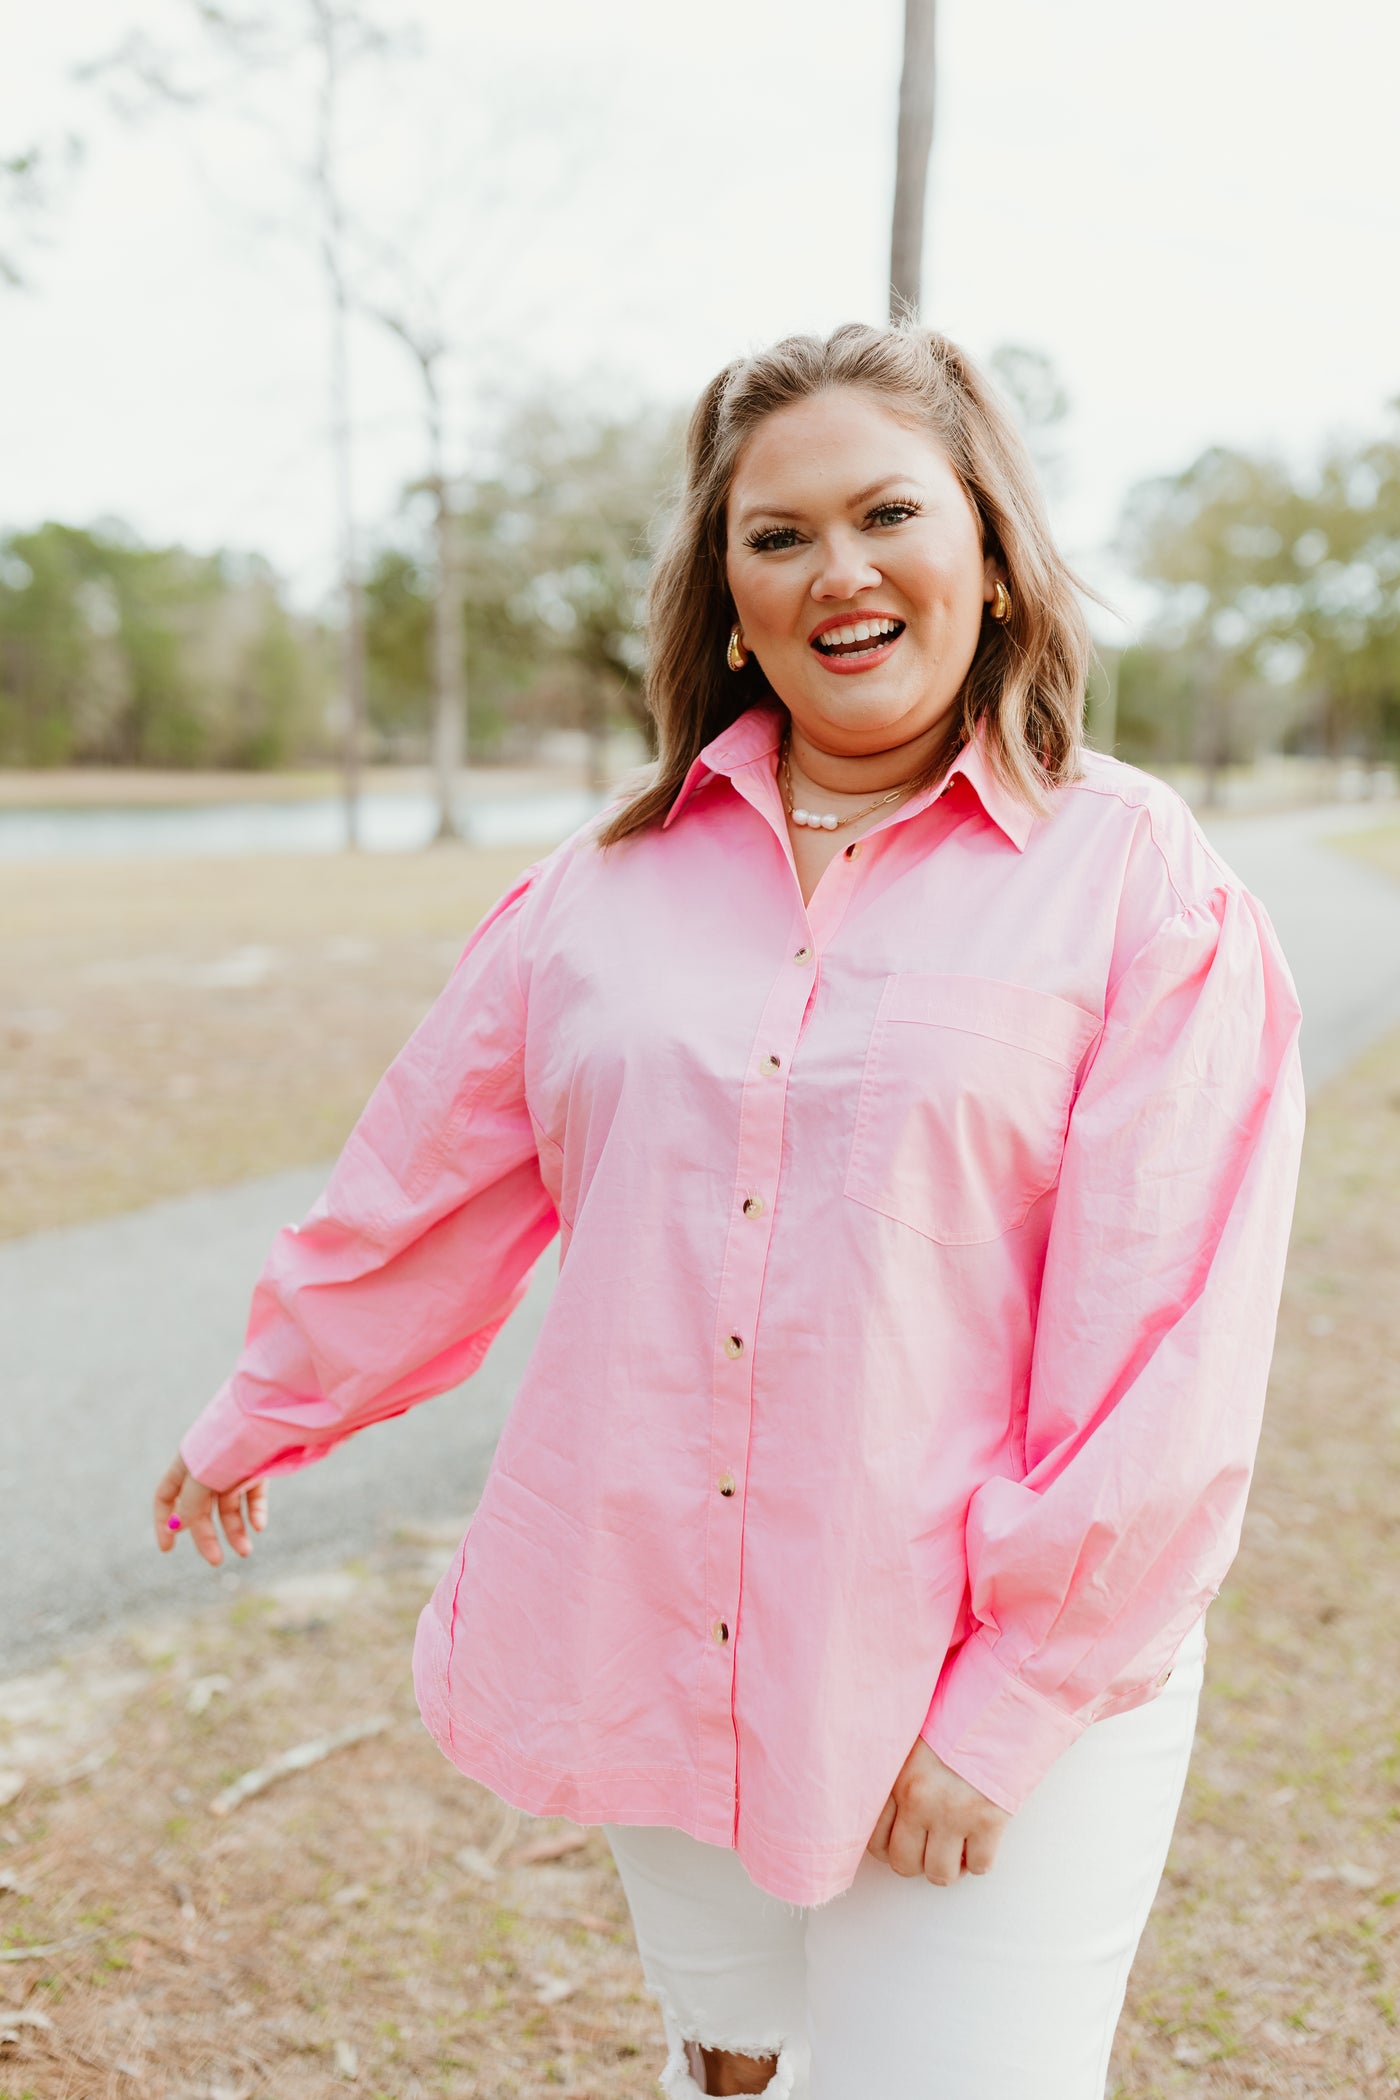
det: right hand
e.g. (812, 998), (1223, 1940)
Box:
(153, 1453), (268, 1567)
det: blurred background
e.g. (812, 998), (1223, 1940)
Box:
(2, 5), (1399, 2096)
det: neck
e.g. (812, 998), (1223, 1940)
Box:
(784, 712), (964, 801)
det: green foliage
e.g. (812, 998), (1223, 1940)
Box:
(0, 521), (328, 767)
(1118, 416), (1400, 767)
(364, 396), (682, 757)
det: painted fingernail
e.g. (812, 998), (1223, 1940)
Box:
(167, 1515), (183, 1531)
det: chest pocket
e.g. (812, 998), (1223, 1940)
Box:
(844, 973), (1101, 1246)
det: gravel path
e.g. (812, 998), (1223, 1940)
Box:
(5, 800), (1398, 1675)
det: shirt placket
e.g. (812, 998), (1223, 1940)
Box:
(694, 793), (871, 1837)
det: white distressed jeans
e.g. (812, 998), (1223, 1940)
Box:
(604, 1616), (1207, 2100)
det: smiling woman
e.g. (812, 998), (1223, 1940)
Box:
(597, 323), (1092, 872)
(165, 322), (1304, 2100)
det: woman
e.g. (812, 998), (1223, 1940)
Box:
(156, 323), (1306, 2099)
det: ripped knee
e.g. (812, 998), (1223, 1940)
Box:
(696, 2040), (781, 2094)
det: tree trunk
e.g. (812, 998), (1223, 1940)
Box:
(431, 478), (466, 841)
(583, 681), (609, 796)
(889, 0), (937, 321)
(314, 3), (367, 850)
(329, 283), (367, 850)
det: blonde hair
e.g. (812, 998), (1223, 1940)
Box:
(598, 321), (1090, 849)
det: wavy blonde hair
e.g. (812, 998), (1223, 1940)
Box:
(598, 321), (1091, 849)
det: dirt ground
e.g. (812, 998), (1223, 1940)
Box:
(3, 825), (1399, 2096)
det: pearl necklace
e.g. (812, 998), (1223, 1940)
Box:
(779, 731), (917, 833)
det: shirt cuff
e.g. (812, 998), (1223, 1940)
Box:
(178, 1383), (332, 1495)
(919, 1631), (1088, 1814)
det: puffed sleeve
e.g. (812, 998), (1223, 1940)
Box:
(177, 866), (558, 1494)
(919, 879), (1306, 1812)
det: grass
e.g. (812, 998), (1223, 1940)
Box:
(0, 846), (537, 1240)
(1327, 821), (1400, 885)
(0, 1541), (661, 2098)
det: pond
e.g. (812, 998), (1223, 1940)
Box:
(0, 786), (608, 861)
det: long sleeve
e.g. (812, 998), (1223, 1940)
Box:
(919, 879), (1306, 1813)
(179, 868), (558, 1494)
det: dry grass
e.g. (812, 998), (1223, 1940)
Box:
(1329, 822), (1400, 884)
(0, 768), (586, 808)
(0, 848), (536, 1239)
(0, 1538), (662, 2100)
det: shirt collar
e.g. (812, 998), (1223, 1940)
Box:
(661, 702), (1035, 853)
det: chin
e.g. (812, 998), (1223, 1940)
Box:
(803, 682), (939, 740)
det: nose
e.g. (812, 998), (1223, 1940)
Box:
(810, 530), (883, 603)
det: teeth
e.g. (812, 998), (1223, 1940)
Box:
(817, 618), (900, 649)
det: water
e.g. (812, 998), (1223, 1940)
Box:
(0, 786), (608, 862)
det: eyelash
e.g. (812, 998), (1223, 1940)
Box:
(742, 499), (924, 554)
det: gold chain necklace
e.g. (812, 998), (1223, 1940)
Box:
(778, 728), (918, 833)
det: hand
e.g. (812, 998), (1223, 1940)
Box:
(152, 1454), (268, 1567)
(866, 1736), (1012, 1885)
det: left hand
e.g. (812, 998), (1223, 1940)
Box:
(866, 1736), (1012, 1885)
(152, 1453), (268, 1568)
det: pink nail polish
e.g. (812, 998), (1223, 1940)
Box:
(167, 1515), (182, 1531)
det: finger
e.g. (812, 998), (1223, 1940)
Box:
(921, 1831), (964, 1887)
(217, 1488), (254, 1559)
(866, 1795), (897, 1860)
(886, 1810), (929, 1880)
(176, 1479), (223, 1568)
(153, 1456), (187, 1554)
(247, 1481), (269, 1532)
(963, 1822), (1004, 1877)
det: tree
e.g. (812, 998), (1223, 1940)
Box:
(84, 2), (405, 844)
(0, 135), (82, 291)
(363, 395), (681, 776)
(0, 522), (325, 768)
(889, 0), (936, 320)
(1118, 422), (1400, 780)
(369, 303), (467, 839)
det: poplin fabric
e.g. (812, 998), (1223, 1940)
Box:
(180, 702), (1306, 1908)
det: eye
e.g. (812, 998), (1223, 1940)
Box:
(743, 524), (803, 553)
(865, 499), (923, 528)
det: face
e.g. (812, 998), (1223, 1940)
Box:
(724, 386), (1001, 758)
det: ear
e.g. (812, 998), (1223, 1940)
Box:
(982, 552), (1007, 603)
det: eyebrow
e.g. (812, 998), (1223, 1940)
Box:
(732, 475), (920, 529)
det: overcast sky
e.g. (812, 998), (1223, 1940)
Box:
(3, 0), (1398, 634)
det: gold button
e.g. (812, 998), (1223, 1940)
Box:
(712, 1620), (730, 1645)
(718, 1471), (736, 1497)
(793, 945), (813, 965)
(762, 1053), (782, 1073)
(742, 1195), (764, 1218)
(724, 1333), (744, 1359)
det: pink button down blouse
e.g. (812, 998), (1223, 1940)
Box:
(180, 701), (1306, 1907)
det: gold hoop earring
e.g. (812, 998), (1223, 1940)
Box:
(989, 582), (1011, 623)
(726, 623), (749, 672)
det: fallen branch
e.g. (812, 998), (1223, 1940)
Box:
(209, 1716), (393, 1817)
(0, 1926), (110, 1961)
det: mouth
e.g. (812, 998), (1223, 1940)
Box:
(808, 614), (906, 673)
